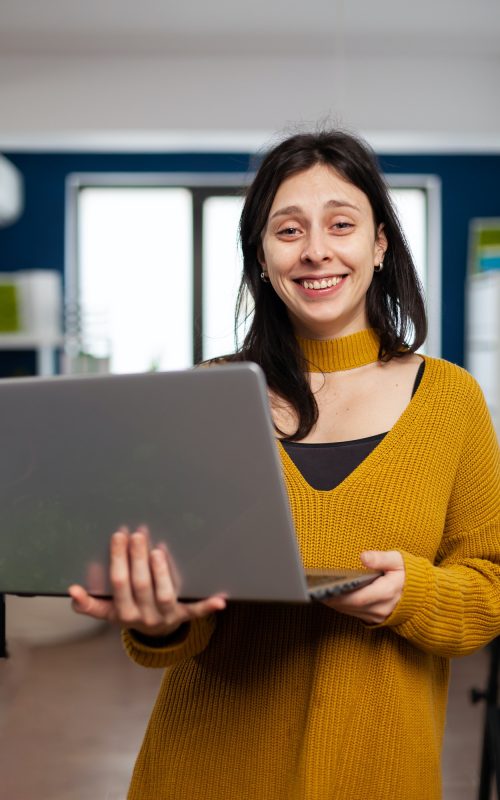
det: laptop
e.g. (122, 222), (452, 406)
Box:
(0, 363), (381, 602)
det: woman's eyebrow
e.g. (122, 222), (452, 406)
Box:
(270, 199), (359, 220)
(325, 199), (359, 212)
(269, 204), (302, 220)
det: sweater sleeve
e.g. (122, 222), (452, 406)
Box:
(122, 614), (217, 668)
(380, 375), (500, 657)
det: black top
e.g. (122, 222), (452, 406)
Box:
(281, 360), (425, 491)
(130, 361), (425, 649)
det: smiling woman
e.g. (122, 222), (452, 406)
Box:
(235, 130), (427, 440)
(259, 164), (388, 339)
(70, 129), (500, 800)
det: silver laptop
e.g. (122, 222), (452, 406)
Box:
(0, 364), (380, 602)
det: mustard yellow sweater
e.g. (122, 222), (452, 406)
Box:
(123, 343), (500, 800)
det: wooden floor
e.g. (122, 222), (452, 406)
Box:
(0, 623), (495, 800)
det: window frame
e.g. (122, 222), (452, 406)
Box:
(65, 173), (248, 367)
(65, 171), (441, 368)
(385, 173), (442, 357)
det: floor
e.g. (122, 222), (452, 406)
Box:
(0, 622), (496, 800)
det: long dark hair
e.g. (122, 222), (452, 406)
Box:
(228, 129), (427, 440)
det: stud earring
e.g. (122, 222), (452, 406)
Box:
(260, 271), (270, 283)
(374, 260), (384, 273)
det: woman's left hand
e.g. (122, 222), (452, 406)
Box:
(321, 550), (405, 624)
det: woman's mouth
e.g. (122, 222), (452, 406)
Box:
(296, 275), (347, 291)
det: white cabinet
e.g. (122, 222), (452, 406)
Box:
(465, 271), (500, 436)
(0, 270), (62, 375)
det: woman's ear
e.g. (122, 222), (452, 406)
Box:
(375, 223), (388, 264)
(257, 243), (266, 269)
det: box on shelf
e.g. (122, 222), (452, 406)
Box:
(0, 270), (62, 341)
(468, 218), (500, 275)
(0, 280), (20, 332)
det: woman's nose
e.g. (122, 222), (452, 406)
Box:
(300, 229), (333, 264)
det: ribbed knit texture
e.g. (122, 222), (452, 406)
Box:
(123, 345), (500, 800)
(297, 327), (381, 371)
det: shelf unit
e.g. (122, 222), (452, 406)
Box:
(0, 333), (63, 376)
(465, 270), (500, 436)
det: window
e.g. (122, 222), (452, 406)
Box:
(388, 175), (441, 355)
(202, 195), (245, 361)
(77, 187), (192, 373)
(66, 172), (440, 373)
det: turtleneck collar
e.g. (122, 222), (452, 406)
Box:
(296, 328), (381, 372)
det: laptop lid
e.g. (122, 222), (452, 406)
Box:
(0, 363), (314, 602)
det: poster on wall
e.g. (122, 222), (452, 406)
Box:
(468, 218), (500, 275)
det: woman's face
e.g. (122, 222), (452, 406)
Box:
(259, 163), (387, 339)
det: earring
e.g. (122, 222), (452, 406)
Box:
(374, 260), (384, 273)
(260, 271), (270, 283)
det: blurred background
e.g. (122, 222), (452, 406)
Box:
(0, 1), (499, 797)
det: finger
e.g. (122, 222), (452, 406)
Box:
(326, 582), (383, 611)
(323, 569), (398, 609)
(109, 530), (136, 613)
(156, 542), (182, 595)
(324, 566), (405, 622)
(183, 594), (227, 620)
(68, 584), (90, 609)
(68, 584), (115, 621)
(129, 531), (158, 617)
(136, 523), (152, 548)
(84, 560), (107, 594)
(360, 550), (404, 572)
(150, 548), (177, 609)
(345, 565), (404, 600)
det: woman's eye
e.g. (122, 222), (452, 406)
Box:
(278, 227), (299, 236)
(332, 221), (352, 231)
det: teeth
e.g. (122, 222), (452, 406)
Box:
(300, 276), (343, 290)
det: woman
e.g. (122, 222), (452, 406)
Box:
(70, 130), (500, 800)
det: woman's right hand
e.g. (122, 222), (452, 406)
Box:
(68, 528), (227, 638)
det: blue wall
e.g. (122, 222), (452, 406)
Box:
(1, 150), (500, 369)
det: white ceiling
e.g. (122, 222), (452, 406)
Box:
(0, 0), (499, 57)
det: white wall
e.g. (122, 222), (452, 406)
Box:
(0, 52), (499, 150)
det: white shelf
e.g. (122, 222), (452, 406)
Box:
(0, 333), (63, 348)
(466, 271), (500, 437)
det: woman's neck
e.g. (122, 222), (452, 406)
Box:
(296, 328), (381, 372)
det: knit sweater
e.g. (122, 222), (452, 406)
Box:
(123, 338), (500, 800)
